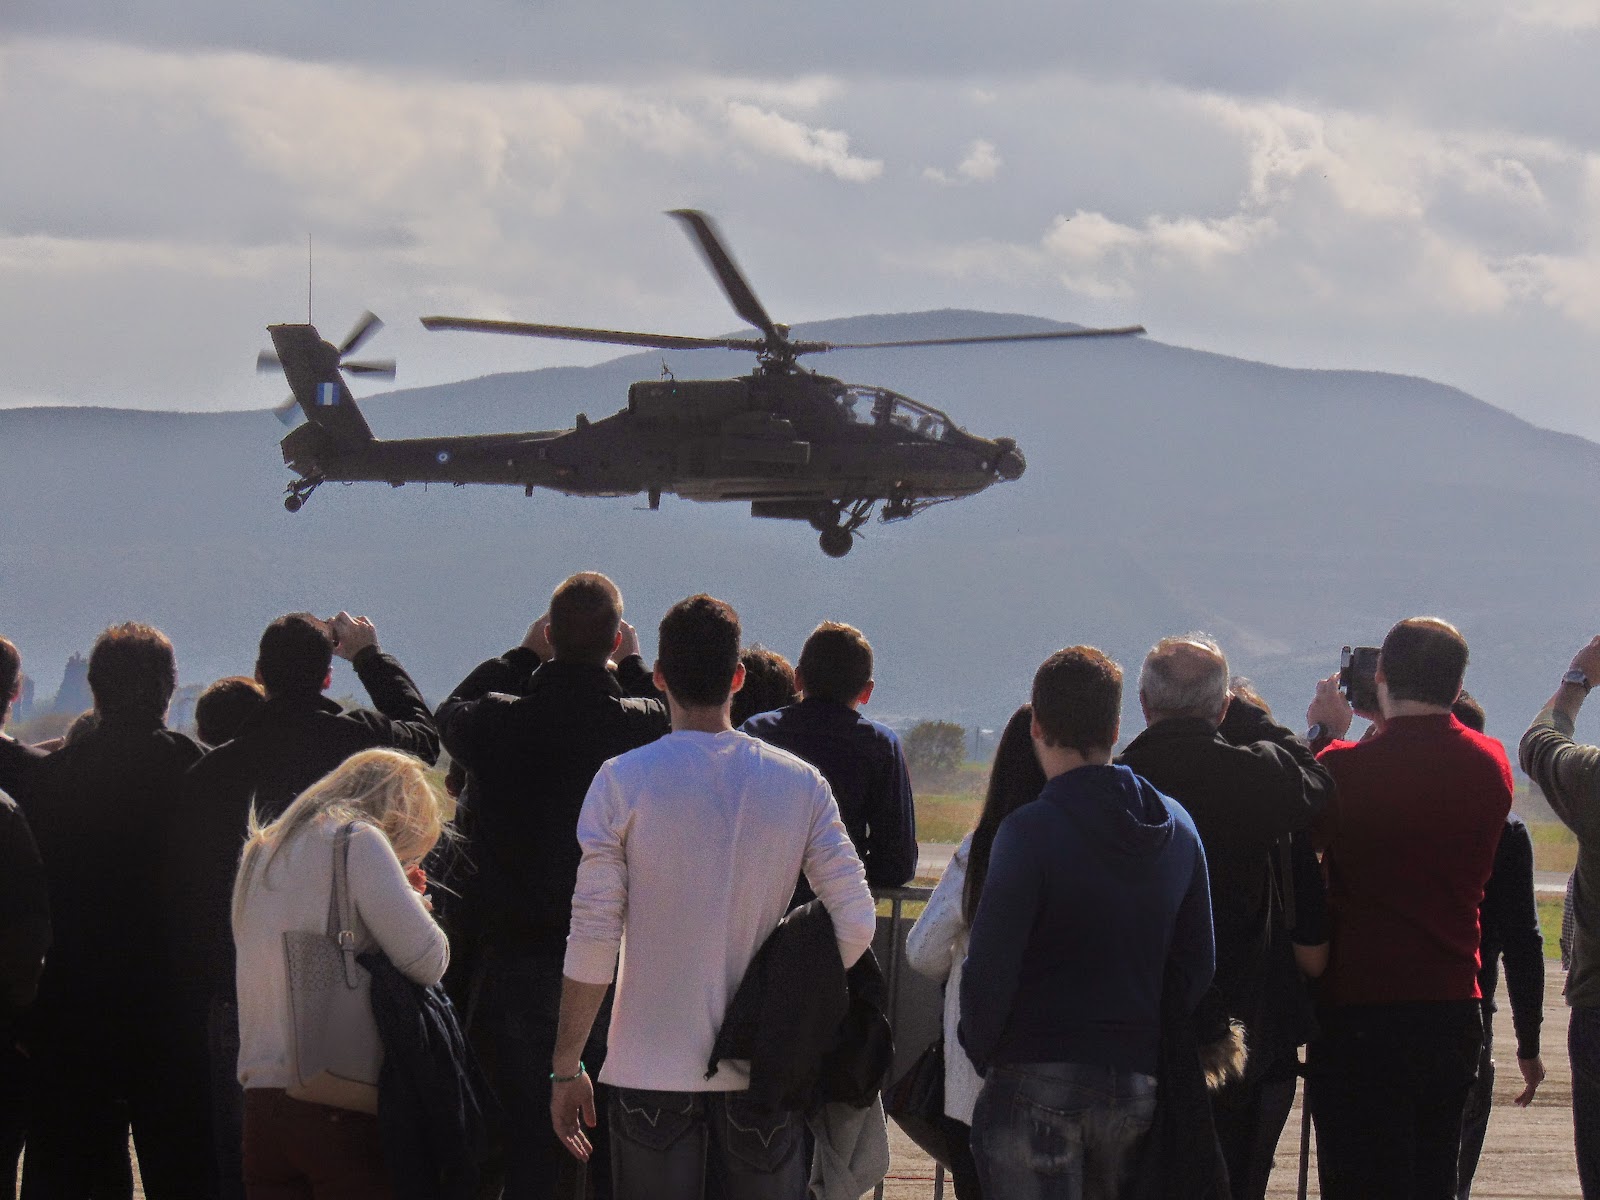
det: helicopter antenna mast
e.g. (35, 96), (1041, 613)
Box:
(307, 235), (313, 324)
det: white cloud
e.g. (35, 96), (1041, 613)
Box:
(924, 139), (1001, 185)
(721, 101), (882, 182)
(5, 27), (1600, 441)
(1505, 0), (1600, 28)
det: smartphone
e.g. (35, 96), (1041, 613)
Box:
(1339, 645), (1381, 713)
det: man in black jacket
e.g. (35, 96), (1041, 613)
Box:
(437, 572), (669, 1200)
(22, 623), (210, 1199)
(169, 610), (440, 1200)
(1117, 634), (1334, 1199)
(0, 636), (48, 1200)
(0, 638), (44, 810)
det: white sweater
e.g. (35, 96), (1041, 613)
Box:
(564, 729), (878, 1092)
(233, 817), (450, 1089)
(904, 833), (983, 1124)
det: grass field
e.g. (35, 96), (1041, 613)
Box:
(912, 771), (1579, 964)
(1538, 895), (1567, 962)
(1533, 819), (1579, 873)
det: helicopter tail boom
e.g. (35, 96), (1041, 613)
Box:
(268, 323), (377, 447)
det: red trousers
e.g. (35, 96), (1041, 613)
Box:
(242, 1089), (391, 1200)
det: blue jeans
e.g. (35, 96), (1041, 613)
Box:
(970, 1062), (1158, 1200)
(608, 1088), (804, 1200)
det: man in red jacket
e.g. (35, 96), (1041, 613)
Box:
(1306, 617), (1512, 1200)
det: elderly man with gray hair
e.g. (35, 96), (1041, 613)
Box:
(1118, 634), (1334, 1199)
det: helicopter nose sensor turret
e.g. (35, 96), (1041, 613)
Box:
(993, 438), (1027, 481)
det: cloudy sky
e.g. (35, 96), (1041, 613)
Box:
(4, 1), (1600, 437)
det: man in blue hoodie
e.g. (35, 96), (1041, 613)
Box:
(960, 645), (1215, 1200)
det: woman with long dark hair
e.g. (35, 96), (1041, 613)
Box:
(906, 704), (1047, 1199)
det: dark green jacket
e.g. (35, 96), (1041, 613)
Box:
(1520, 706), (1600, 1007)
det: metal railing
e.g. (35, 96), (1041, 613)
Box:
(872, 885), (946, 1200)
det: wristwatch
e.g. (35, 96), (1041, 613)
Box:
(1563, 668), (1592, 694)
(1307, 722), (1331, 744)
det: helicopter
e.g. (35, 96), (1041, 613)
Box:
(262, 210), (1144, 556)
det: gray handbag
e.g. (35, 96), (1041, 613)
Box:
(282, 823), (382, 1113)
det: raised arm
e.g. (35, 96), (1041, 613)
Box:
(1520, 637), (1600, 842)
(348, 823), (449, 986)
(343, 645), (441, 765)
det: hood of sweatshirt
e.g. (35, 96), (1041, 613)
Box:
(1041, 762), (1177, 859)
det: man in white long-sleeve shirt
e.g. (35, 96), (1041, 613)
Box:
(550, 594), (877, 1200)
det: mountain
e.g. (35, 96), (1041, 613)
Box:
(2, 309), (1596, 755)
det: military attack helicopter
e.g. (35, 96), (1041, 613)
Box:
(262, 210), (1143, 556)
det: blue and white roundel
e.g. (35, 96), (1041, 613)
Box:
(437, 451), (451, 464)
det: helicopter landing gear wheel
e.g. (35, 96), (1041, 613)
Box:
(808, 506), (837, 533)
(284, 476), (321, 513)
(819, 526), (853, 557)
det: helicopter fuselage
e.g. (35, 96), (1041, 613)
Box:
(281, 370), (1024, 513)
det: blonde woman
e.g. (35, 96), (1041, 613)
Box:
(232, 749), (450, 1199)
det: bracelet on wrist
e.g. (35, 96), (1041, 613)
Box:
(550, 1061), (586, 1084)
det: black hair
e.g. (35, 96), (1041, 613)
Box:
(963, 704), (1049, 925)
(549, 572), (623, 663)
(657, 595), (741, 707)
(88, 622), (177, 723)
(256, 614), (333, 699)
(1380, 617), (1468, 708)
(730, 645), (799, 726)
(797, 622), (873, 705)
(1032, 646), (1122, 755)
(195, 675), (266, 746)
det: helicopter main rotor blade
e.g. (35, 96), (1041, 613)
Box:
(338, 311), (384, 358)
(667, 210), (786, 348)
(422, 315), (765, 353)
(807, 325), (1148, 353)
(341, 359), (397, 378)
(256, 350), (282, 374)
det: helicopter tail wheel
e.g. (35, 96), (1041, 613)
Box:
(819, 526), (853, 557)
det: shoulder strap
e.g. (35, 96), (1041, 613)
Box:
(329, 823), (362, 989)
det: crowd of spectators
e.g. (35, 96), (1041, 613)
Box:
(0, 593), (1591, 1200)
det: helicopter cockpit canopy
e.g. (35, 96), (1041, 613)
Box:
(836, 385), (956, 441)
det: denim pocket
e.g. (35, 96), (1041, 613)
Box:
(720, 1092), (799, 1174)
(613, 1089), (700, 1154)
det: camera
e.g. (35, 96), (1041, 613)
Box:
(1339, 646), (1380, 714)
